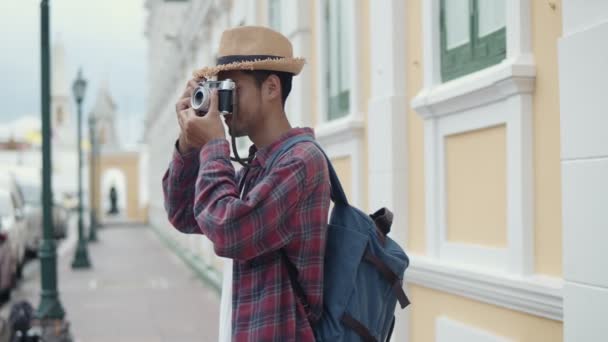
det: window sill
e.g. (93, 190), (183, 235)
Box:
(407, 255), (563, 321)
(314, 114), (365, 147)
(412, 56), (536, 119)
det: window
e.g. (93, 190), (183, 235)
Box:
(440, 0), (506, 82)
(325, 0), (351, 120)
(268, 0), (281, 31)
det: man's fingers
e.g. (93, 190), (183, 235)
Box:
(176, 97), (191, 112)
(181, 86), (194, 99)
(178, 109), (190, 130)
(188, 79), (199, 89)
(181, 79), (202, 99)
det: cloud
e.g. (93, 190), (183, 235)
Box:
(0, 0), (146, 147)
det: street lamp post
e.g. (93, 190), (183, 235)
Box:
(37, 0), (67, 321)
(88, 115), (98, 242)
(71, 69), (92, 269)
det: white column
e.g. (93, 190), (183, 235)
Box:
(559, 2), (608, 341)
(284, 0), (313, 127)
(368, 0), (409, 340)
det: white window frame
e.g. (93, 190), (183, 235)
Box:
(314, 0), (365, 208)
(412, 0), (535, 275)
(432, 97), (532, 273)
(408, 0), (564, 322)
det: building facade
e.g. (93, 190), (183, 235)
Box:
(144, 0), (606, 340)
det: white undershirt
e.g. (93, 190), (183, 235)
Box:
(218, 258), (233, 342)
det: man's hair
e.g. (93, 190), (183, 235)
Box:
(241, 70), (293, 107)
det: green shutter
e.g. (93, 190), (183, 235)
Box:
(440, 0), (506, 82)
(326, 0), (350, 120)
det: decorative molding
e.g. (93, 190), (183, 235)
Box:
(315, 115), (365, 146)
(414, 0), (535, 119)
(428, 96), (535, 274)
(412, 58), (535, 119)
(408, 256), (563, 321)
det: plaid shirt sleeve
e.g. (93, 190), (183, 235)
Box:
(193, 138), (310, 261)
(161, 142), (201, 234)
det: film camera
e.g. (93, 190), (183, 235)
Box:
(190, 79), (237, 115)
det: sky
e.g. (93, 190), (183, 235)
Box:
(0, 0), (147, 147)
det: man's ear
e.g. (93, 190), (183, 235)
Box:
(263, 74), (281, 102)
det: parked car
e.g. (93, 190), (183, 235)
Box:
(3, 164), (71, 247)
(0, 189), (24, 300)
(0, 173), (27, 274)
(0, 167), (43, 258)
(53, 202), (69, 239)
(18, 183), (43, 255)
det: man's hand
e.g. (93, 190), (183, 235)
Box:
(177, 89), (226, 149)
(175, 78), (202, 154)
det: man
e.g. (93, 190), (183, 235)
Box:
(162, 26), (330, 341)
(109, 185), (118, 215)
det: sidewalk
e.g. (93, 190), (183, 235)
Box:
(3, 221), (220, 342)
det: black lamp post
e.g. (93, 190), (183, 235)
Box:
(71, 68), (92, 269)
(37, 0), (67, 320)
(88, 115), (98, 242)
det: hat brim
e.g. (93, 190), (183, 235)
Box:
(193, 57), (305, 78)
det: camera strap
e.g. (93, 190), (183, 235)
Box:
(229, 121), (254, 168)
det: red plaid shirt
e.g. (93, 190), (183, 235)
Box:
(162, 128), (330, 341)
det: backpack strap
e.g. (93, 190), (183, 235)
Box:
(363, 248), (410, 309)
(341, 313), (378, 342)
(279, 249), (317, 323)
(386, 316), (396, 342)
(265, 135), (349, 205)
(264, 134), (342, 324)
(266, 134), (408, 339)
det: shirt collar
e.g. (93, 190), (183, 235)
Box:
(250, 127), (315, 167)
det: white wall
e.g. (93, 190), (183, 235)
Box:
(559, 2), (608, 340)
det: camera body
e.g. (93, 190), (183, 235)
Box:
(190, 79), (237, 115)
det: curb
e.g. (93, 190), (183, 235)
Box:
(150, 225), (222, 296)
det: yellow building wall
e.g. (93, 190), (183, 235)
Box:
(405, 0), (564, 272)
(410, 285), (563, 342)
(445, 125), (507, 247)
(405, 1), (564, 340)
(406, 0), (426, 254)
(332, 157), (353, 201)
(532, 0), (563, 276)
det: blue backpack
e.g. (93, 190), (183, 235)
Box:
(264, 135), (410, 342)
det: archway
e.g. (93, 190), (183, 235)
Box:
(92, 151), (146, 224)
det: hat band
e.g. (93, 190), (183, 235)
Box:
(217, 55), (284, 65)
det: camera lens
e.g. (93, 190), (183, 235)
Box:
(193, 90), (204, 106)
(191, 86), (209, 112)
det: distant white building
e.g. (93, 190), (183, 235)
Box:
(90, 81), (120, 151)
(0, 40), (89, 206)
(50, 41), (82, 200)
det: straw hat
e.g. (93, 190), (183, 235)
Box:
(193, 26), (305, 78)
